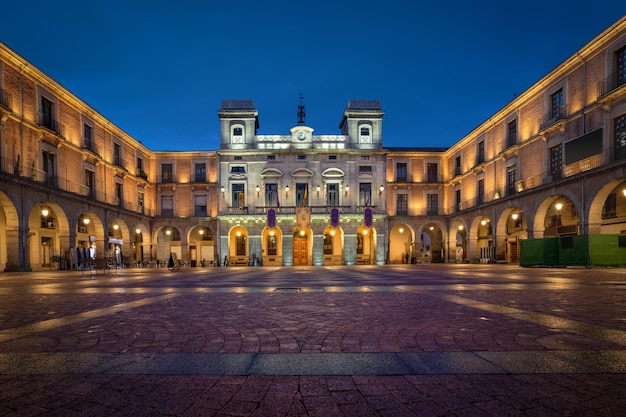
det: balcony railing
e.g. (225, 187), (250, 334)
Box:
(136, 169), (148, 181)
(597, 73), (626, 98)
(539, 105), (566, 132)
(81, 139), (100, 157)
(157, 174), (176, 184)
(38, 113), (66, 137)
(0, 88), (12, 110)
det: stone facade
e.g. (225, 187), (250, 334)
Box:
(0, 16), (626, 270)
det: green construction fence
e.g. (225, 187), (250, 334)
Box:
(520, 234), (626, 267)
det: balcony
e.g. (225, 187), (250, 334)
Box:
(0, 88), (12, 111)
(597, 73), (626, 99)
(158, 174), (176, 184)
(136, 169), (148, 181)
(81, 139), (100, 158)
(38, 113), (66, 138)
(539, 105), (567, 135)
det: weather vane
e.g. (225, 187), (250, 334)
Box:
(297, 93), (306, 125)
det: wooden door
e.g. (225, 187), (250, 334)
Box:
(293, 238), (308, 265)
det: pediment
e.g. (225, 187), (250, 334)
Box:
(321, 168), (345, 178)
(260, 168), (284, 178)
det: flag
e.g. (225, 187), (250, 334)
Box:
(276, 189), (280, 208)
(296, 207), (311, 229)
(302, 184), (308, 207)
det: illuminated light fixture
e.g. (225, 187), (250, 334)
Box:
(256, 185), (260, 192)
(41, 207), (49, 217)
(236, 231), (242, 237)
(623, 189), (626, 197)
(316, 185), (321, 192)
(379, 185), (384, 195)
(220, 185), (225, 194)
(399, 227), (404, 233)
(429, 226), (434, 231)
(83, 218), (90, 225)
(512, 213), (519, 220)
(269, 230), (275, 237)
(458, 225), (464, 231)
(300, 230), (305, 236)
(481, 220), (487, 226)
(555, 203), (563, 211)
(166, 229), (171, 236)
(285, 185), (289, 191)
(330, 230), (335, 236)
(199, 229), (204, 235)
(113, 224), (119, 230)
(344, 184), (350, 195)
(136, 228), (141, 234)
(494, 191), (501, 199)
(363, 230), (368, 235)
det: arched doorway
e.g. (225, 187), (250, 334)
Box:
(0, 192), (18, 271)
(228, 225), (248, 266)
(322, 226), (343, 265)
(389, 224), (414, 264)
(499, 207), (526, 263)
(28, 202), (70, 270)
(421, 223), (444, 263)
(356, 225), (375, 264)
(451, 222), (467, 263)
(472, 216), (493, 262)
(189, 225), (214, 267)
(542, 196), (579, 237)
(262, 226), (282, 266)
(292, 228), (310, 266)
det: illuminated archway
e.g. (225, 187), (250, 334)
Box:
(228, 225), (249, 266)
(188, 225), (215, 267)
(292, 228), (311, 266)
(470, 215), (493, 262)
(322, 225), (343, 266)
(496, 206), (526, 263)
(389, 224), (414, 264)
(356, 225), (375, 264)
(262, 226), (282, 266)
(420, 223), (444, 263)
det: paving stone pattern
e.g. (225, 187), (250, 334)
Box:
(0, 264), (625, 416)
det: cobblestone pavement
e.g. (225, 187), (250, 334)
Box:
(1, 264), (626, 416)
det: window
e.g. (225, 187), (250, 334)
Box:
(233, 127), (242, 136)
(455, 156), (461, 176)
(477, 141), (485, 164)
(455, 189), (462, 212)
(236, 234), (246, 256)
(329, 155), (337, 160)
(617, 45), (626, 86)
(161, 196), (174, 217)
(360, 127), (371, 143)
(161, 163), (173, 183)
(359, 166), (372, 173)
(361, 155), (369, 160)
(267, 235), (277, 255)
(427, 163), (438, 182)
(396, 194), (408, 216)
(40, 96), (54, 130)
(265, 183), (278, 207)
(267, 155), (276, 160)
(550, 89), (564, 119)
(602, 193), (617, 219)
(359, 183), (371, 206)
(113, 143), (122, 167)
(42, 150), (56, 187)
(507, 119), (517, 148)
(232, 184), (245, 208)
(360, 127), (370, 136)
(234, 156), (243, 161)
(194, 195), (207, 217)
(296, 183), (308, 207)
(115, 183), (123, 207)
(194, 163), (206, 182)
(427, 194), (438, 215)
(84, 169), (95, 199)
(396, 163), (407, 182)
(83, 124), (95, 152)
(506, 165), (517, 195)
(138, 189), (145, 212)
(615, 114), (626, 161)
(298, 155), (306, 160)
(136, 156), (146, 180)
(230, 166), (245, 173)
(477, 179), (484, 205)
(327, 183), (339, 206)
(357, 233), (364, 254)
(232, 127), (243, 144)
(323, 234), (333, 255)
(550, 145), (563, 179)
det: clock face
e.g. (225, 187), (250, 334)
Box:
(297, 131), (306, 140)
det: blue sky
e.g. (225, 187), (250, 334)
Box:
(2, 1), (625, 151)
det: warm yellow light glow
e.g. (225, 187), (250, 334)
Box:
(300, 230), (305, 236)
(512, 213), (519, 220)
(399, 227), (404, 233)
(429, 226), (434, 231)
(220, 185), (225, 193)
(83, 218), (90, 225)
(236, 231), (242, 237)
(136, 228), (141, 234)
(330, 230), (335, 236)
(285, 185), (289, 191)
(623, 189), (626, 197)
(316, 185), (321, 192)
(555, 203), (563, 211)
(113, 224), (119, 230)
(458, 225), (463, 231)
(379, 185), (384, 193)
(363, 230), (368, 235)
(256, 185), (260, 192)
(481, 220), (487, 226)
(166, 229), (171, 236)
(41, 208), (49, 217)
(269, 230), (275, 236)
(199, 229), (204, 235)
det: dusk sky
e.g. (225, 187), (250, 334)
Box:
(2, 1), (625, 151)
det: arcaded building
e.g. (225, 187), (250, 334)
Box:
(0, 15), (625, 271)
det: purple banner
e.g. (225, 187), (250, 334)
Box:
(364, 207), (373, 228)
(331, 208), (339, 228)
(267, 208), (276, 229)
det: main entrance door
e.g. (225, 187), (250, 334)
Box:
(293, 237), (308, 265)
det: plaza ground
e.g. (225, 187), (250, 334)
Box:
(1, 264), (626, 416)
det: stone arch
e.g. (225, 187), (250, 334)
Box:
(389, 223), (415, 264)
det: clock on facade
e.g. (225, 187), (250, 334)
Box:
(297, 131), (306, 140)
